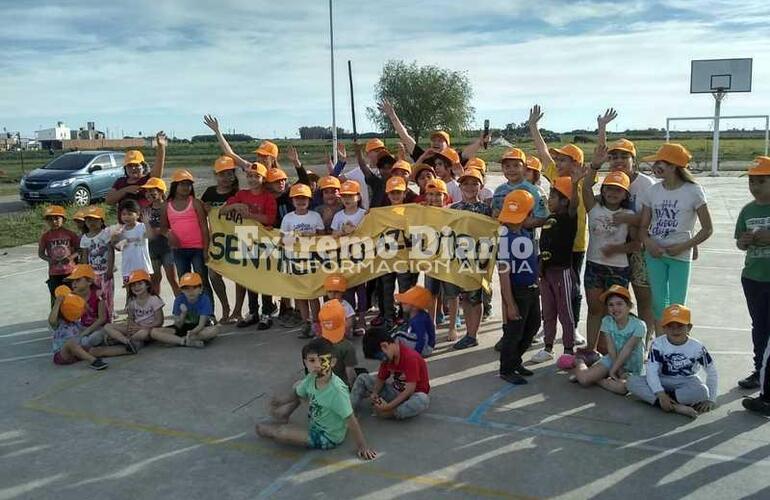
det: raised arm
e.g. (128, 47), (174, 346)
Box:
(460, 130), (490, 162)
(583, 146), (607, 213)
(203, 115), (251, 169)
(149, 131), (167, 178)
(353, 141), (375, 179)
(596, 108), (617, 148)
(529, 105), (554, 167)
(380, 99), (416, 154)
(569, 166), (585, 218)
(287, 146), (310, 185)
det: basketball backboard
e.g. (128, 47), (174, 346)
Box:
(691, 58), (752, 93)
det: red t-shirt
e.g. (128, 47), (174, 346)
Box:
(377, 343), (431, 394)
(226, 189), (278, 227)
(39, 228), (80, 276)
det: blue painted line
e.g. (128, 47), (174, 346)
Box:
(255, 451), (315, 499)
(467, 384), (519, 424)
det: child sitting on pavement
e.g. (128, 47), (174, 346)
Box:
(392, 285), (436, 358)
(352, 329), (431, 419)
(256, 338), (376, 459)
(627, 304), (718, 418)
(151, 272), (220, 348)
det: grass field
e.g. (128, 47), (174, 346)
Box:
(0, 203), (115, 249)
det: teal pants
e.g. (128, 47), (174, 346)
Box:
(644, 252), (692, 320)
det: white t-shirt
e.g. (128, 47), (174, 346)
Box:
(344, 167), (370, 210)
(80, 228), (112, 275)
(115, 223), (152, 277)
(587, 204), (635, 268)
(446, 179), (462, 204)
(628, 172), (656, 213)
(129, 295), (165, 327)
(641, 182), (707, 261)
(280, 211), (325, 235)
(331, 208), (366, 232)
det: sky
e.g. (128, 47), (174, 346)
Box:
(2, 0), (770, 140)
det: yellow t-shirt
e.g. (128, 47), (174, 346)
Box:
(543, 162), (591, 252)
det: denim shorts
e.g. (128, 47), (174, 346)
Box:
(424, 276), (481, 304)
(584, 261), (630, 290)
(149, 237), (174, 270)
(307, 426), (340, 450)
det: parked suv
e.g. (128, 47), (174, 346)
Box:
(19, 151), (127, 206)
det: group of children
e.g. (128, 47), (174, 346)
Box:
(37, 105), (770, 459)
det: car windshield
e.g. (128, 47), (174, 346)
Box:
(42, 154), (95, 170)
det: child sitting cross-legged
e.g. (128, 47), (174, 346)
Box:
(627, 304), (718, 418)
(352, 328), (431, 419)
(256, 338), (376, 460)
(151, 272), (220, 348)
(391, 285), (436, 358)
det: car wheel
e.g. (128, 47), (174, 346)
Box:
(72, 186), (91, 207)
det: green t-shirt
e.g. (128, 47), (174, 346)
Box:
(295, 372), (352, 445)
(735, 201), (770, 282)
(600, 315), (646, 375)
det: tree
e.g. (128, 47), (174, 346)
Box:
(366, 60), (474, 143)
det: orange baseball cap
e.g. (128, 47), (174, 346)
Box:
(608, 139), (637, 157)
(435, 147), (460, 165)
(394, 285), (433, 311)
(526, 156), (542, 172)
(365, 139), (386, 153)
(266, 168), (288, 183)
(44, 205), (67, 218)
(254, 140), (278, 158)
(466, 157), (486, 173)
(551, 176), (573, 199)
(54, 284), (72, 298)
(498, 189), (534, 225)
(501, 148), (527, 163)
(458, 168), (484, 184)
(430, 130), (451, 146)
(214, 156), (237, 173)
(599, 284), (632, 303)
(661, 304), (691, 326)
(124, 150), (145, 165)
(250, 162), (268, 177)
(289, 183), (312, 198)
(324, 274), (348, 293)
(549, 144), (584, 164)
(747, 156), (770, 176)
(66, 264), (96, 281)
(412, 163), (436, 180)
(126, 269), (152, 286)
(84, 206), (105, 220)
(642, 143), (691, 168)
(319, 299), (346, 344)
(602, 171), (630, 191)
(60, 293), (86, 322)
(339, 180), (361, 195)
(171, 169), (194, 183)
(73, 208), (86, 221)
(141, 177), (167, 192)
(318, 176), (341, 190)
(426, 178), (448, 195)
(391, 160), (412, 176)
(179, 272), (203, 288)
(386, 176), (407, 193)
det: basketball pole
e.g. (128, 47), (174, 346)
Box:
(710, 90), (725, 177)
(329, 0), (338, 164)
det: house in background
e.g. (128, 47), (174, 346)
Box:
(35, 121), (146, 150)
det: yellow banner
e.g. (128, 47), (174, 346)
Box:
(207, 205), (500, 299)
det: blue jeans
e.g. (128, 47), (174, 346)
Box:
(173, 248), (212, 297)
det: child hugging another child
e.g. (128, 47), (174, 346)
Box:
(79, 206), (115, 320)
(103, 270), (163, 353)
(627, 305), (718, 418)
(392, 285), (436, 358)
(151, 272), (220, 348)
(256, 337), (376, 460)
(564, 285), (645, 394)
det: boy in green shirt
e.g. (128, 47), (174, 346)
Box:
(256, 338), (376, 459)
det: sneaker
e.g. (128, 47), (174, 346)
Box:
(500, 372), (528, 385)
(237, 314), (258, 328)
(530, 349), (554, 364)
(574, 333), (587, 346)
(742, 396), (770, 416)
(568, 374), (578, 383)
(738, 371), (761, 389)
(436, 311), (446, 326)
(494, 339), (502, 352)
(257, 314), (273, 330)
(125, 339), (138, 355)
(532, 328), (545, 346)
(89, 358), (108, 370)
(452, 335), (478, 350)
(276, 309), (294, 327)
(297, 321), (313, 339)
(482, 308), (492, 322)
(515, 365), (534, 377)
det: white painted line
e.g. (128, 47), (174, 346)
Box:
(0, 267), (45, 279)
(697, 325), (751, 333)
(0, 352), (50, 363)
(0, 327), (48, 339)
(255, 452), (315, 499)
(11, 336), (51, 346)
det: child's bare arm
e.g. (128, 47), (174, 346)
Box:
(48, 296), (63, 328)
(596, 109), (617, 148)
(203, 115), (251, 169)
(346, 415), (376, 460)
(529, 105), (554, 166)
(150, 131), (167, 179)
(610, 336), (640, 378)
(380, 99), (416, 155)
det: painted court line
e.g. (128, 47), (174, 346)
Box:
(0, 327), (48, 339)
(0, 353), (49, 364)
(255, 452), (315, 499)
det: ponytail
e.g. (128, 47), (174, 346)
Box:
(676, 167), (697, 184)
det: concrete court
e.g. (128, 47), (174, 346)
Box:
(0, 174), (769, 500)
